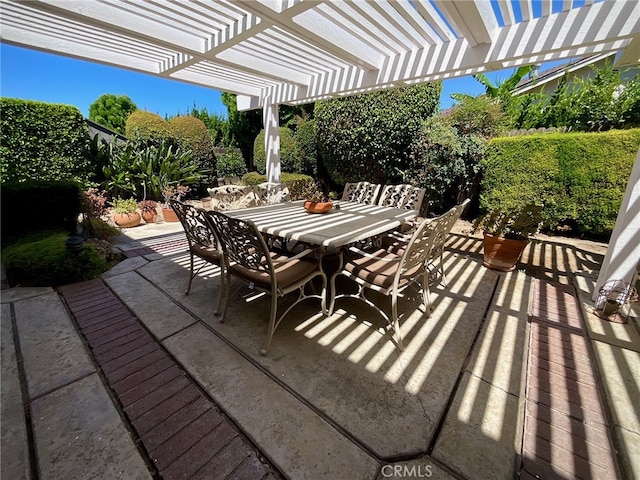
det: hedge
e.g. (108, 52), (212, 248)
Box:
(0, 98), (91, 183)
(482, 129), (640, 235)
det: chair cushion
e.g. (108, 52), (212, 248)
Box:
(191, 244), (221, 265)
(344, 249), (421, 289)
(229, 253), (318, 290)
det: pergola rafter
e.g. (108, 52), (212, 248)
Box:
(2, 0), (638, 110)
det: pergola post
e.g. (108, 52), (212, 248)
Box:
(593, 148), (640, 300)
(263, 101), (280, 185)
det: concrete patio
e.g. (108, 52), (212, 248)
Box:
(2, 217), (639, 479)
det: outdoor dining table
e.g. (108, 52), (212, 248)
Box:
(224, 200), (418, 249)
(224, 200), (419, 312)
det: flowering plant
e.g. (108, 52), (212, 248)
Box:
(138, 199), (158, 213)
(162, 184), (190, 207)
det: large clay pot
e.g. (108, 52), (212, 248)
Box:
(113, 212), (142, 228)
(162, 207), (179, 222)
(303, 201), (333, 214)
(482, 233), (528, 272)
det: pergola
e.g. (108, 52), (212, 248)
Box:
(1, 0), (639, 298)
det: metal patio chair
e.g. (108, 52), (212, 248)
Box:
(169, 199), (225, 314)
(204, 210), (328, 355)
(341, 181), (382, 204)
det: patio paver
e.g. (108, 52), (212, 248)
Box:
(58, 279), (282, 480)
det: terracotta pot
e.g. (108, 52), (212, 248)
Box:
(303, 201), (333, 214)
(162, 207), (179, 222)
(113, 212), (141, 228)
(141, 209), (156, 223)
(482, 232), (528, 272)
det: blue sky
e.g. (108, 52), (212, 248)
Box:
(1, 43), (530, 119)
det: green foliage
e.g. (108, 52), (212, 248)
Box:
(474, 66), (534, 99)
(169, 115), (216, 193)
(472, 204), (543, 240)
(111, 197), (139, 214)
(240, 171), (313, 188)
(124, 110), (171, 144)
(221, 92), (262, 164)
(81, 217), (121, 241)
(216, 149), (247, 178)
(315, 83), (442, 185)
(407, 117), (485, 214)
(253, 128), (299, 174)
(445, 95), (505, 137)
(183, 103), (231, 147)
(101, 135), (204, 201)
(2, 232), (107, 287)
(0, 98), (91, 184)
(1, 181), (82, 243)
(481, 129), (640, 236)
(295, 119), (318, 175)
(507, 64), (640, 131)
(89, 94), (137, 134)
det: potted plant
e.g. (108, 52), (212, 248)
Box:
(138, 199), (158, 223)
(472, 204), (543, 272)
(161, 184), (190, 222)
(300, 181), (333, 214)
(111, 197), (142, 228)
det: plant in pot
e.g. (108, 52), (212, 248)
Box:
(300, 180), (333, 214)
(472, 204), (543, 272)
(161, 184), (190, 222)
(138, 199), (158, 223)
(111, 197), (142, 228)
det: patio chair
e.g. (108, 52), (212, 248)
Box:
(341, 181), (381, 204)
(169, 199), (225, 314)
(377, 184), (426, 215)
(204, 210), (328, 355)
(383, 198), (470, 287)
(333, 213), (447, 350)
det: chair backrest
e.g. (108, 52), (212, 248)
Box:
(341, 181), (381, 204)
(429, 198), (470, 256)
(205, 210), (274, 279)
(378, 184), (426, 213)
(169, 199), (217, 248)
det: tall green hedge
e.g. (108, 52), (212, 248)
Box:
(314, 83), (441, 185)
(482, 129), (640, 235)
(253, 127), (299, 174)
(0, 98), (91, 183)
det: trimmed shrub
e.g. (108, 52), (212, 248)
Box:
(315, 83), (441, 185)
(295, 119), (318, 176)
(0, 98), (91, 184)
(253, 128), (299, 174)
(482, 129), (640, 235)
(2, 232), (107, 287)
(240, 171), (313, 188)
(1, 181), (82, 243)
(125, 110), (171, 144)
(169, 115), (216, 194)
(89, 94), (137, 135)
(216, 149), (247, 178)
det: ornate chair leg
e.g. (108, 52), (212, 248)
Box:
(214, 269), (225, 316)
(186, 251), (195, 294)
(260, 295), (279, 356)
(391, 292), (404, 350)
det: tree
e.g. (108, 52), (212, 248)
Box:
(89, 94), (137, 134)
(221, 92), (262, 168)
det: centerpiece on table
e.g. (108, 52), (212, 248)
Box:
(301, 181), (333, 214)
